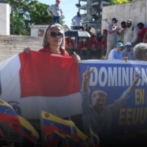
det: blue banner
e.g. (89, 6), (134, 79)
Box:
(79, 60), (147, 144)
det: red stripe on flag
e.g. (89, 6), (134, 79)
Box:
(43, 125), (71, 136)
(19, 51), (80, 97)
(0, 113), (21, 129)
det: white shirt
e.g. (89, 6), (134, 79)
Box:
(108, 48), (124, 60)
(47, 4), (63, 17)
(123, 26), (138, 44)
(72, 16), (83, 26)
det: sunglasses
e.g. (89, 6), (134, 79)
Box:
(48, 32), (63, 38)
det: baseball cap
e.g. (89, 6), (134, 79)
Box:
(125, 42), (132, 46)
(116, 42), (123, 47)
(126, 19), (132, 23)
(56, 0), (60, 2)
(112, 18), (118, 22)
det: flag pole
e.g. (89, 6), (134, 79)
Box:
(19, 133), (22, 147)
(69, 115), (74, 147)
(89, 125), (94, 147)
(39, 105), (45, 147)
(54, 110), (67, 147)
(7, 125), (10, 147)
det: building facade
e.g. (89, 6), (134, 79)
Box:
(77, 0), (112, 29)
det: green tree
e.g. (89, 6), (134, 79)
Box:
(109, 0), (137, 4)
(7, 0), (65, 35)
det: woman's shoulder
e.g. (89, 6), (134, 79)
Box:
(61, 49), (69, 56)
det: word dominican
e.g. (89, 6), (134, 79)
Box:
(89, 67), (147, 87)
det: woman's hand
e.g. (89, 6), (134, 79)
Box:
(72, 52), (81, 63)
(23, 47), (30, 53)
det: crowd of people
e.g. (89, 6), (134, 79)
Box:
(65, 17), (147, 61)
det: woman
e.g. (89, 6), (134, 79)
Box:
(78, 38), (88, 59)
(24, 23), (80, 62)
(97, 36), (107, 58)
(136, 22), (146, 43)
(87, 35), (98, 59)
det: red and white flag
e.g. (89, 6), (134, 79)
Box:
(0, 51), (82, 119)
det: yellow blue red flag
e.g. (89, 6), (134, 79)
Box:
(90, 128), (100, 147)
(10, 115), (39, 144)
(0, 99), (21, 129)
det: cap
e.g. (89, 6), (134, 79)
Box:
(125, 42), (132, 46)
(112, 18), (118, 22)
(116, 42), (123, 47)
(56, 0), (60, 2)
(126, 19), (132, 23)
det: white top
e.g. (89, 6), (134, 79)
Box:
(72, 16), (83, 26)
(123, 26), (138, 44)
(47, 4), (63, 17)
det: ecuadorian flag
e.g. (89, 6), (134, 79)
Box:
(11, 115), (39, 144)
(90, 128), (100, 147)
(0, 99), (21, 129)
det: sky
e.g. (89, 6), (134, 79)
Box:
(38, 0), (80, 28)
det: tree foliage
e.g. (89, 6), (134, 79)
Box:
(6, 0), (64, 35)
(109, 0), (137, 4)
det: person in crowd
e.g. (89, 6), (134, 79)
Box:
(97, 35), (107, 58)
(86, 26), (92, 36)
(78, 38), (89, 59)
(136, 22), (147, 43)
(79, 26), (85, 31)
(143, 29), (147, 43)
(122, 42), (135, 60)
(65, 36), (75, 56)
(81, 66), (139, 143)
(108, 42), (124, 60)
(47, 0), (63, 23)
(133, 43), (147, 61)
(96, 29), (101, 40)
(72, 12), (84, 30)
(90, 25), (96, 36)
(123, 19), (138, 46)
(103, 29), (108, 38)
(118, 21), (127, 43)
(87, 35), (98, 59)
(106, 18), (120, 58)
(24, 23), (80, 62)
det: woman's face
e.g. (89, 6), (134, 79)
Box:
(46, 27), (63, 47)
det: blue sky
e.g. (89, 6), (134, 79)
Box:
(38, 0), (80, 27)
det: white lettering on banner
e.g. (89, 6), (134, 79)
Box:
(118, 67), (121, 86)
(99, 67), (107, 87)
(108, 67), (117, 87)
(130, 67), (133, 85)
(135, 67), (141, 86)
(141, 68), (147, 86)
(122, 67), (129, 86)
(89, 66), (147, 87)
(89, 67), (97, 86)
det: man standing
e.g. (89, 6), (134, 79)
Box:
(106, 18), (120, 58)
(123, 19), (138, 46)
(47, 0), (63, 23)
(72, 12), (83, 30)
(118, 21), (127, 43)
(81, 66), (139, 143)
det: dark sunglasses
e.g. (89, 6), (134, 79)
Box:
(49, 32), (63, 38)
